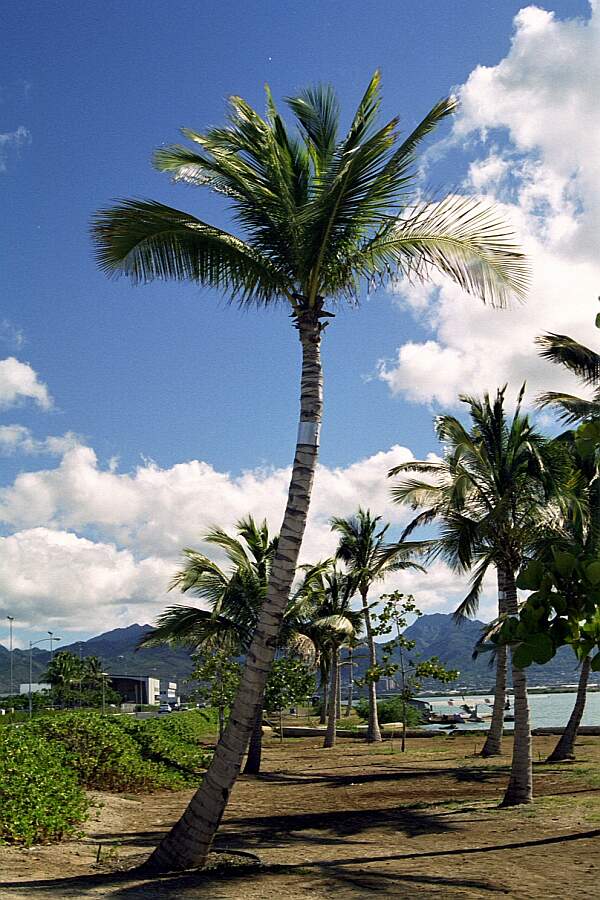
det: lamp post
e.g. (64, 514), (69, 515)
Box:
(29, 635), (61, 718)
(7, 616), (14, 699)
(100, 672), (109, 715)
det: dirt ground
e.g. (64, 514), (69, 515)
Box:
(0, 733), (599, 899)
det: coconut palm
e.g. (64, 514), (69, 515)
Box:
(299, 565), (363, 748)
(537, 330), (600, 761)
(139, 516), (318, 774)
(92, 73), (529, 871)
(331, 508), (422, 742)
(389, 387), (565, 805)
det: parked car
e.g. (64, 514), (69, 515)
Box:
(158, 704), (172, 714)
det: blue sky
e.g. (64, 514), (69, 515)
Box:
(1, 1), (597, 644)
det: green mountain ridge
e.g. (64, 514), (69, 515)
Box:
(1, 614), (595, 696)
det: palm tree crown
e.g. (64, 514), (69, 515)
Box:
(331, 507), (421, 590)
(92, 73), (528, 316)
(389, 386), (564, 617)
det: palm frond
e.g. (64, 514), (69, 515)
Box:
(536, 333), (600, 385)
(536, 391), (600, 424)
(364, 194), (530, 307)
(91, 200), (290, 306)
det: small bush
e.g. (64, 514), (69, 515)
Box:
(118, 711), (212, 777)
(0, 727), (87, 846)
(33, 712), (187, 792)
(355, 697), (422, 726)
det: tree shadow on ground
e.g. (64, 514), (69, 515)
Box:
(0, 867), (508, 899)
(254, 766), (464, 787)
(4, 828), (599, 899)
(88, 802), (460, 855)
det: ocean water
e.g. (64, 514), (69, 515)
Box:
(419, 691), (600, 730)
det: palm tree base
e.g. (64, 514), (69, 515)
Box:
(499, 787), (532, 808)
(545, 751), (575, 763)
(480, 745), (502, 758)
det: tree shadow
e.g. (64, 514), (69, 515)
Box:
(216, 802), (459, 849)
(259, 766), (460, 787)
(2, 829), (598, 898)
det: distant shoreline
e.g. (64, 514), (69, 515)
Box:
(416, 685), (600, 698)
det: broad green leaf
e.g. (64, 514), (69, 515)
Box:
(586, 561), (600, 586)
(516, 560), (545, 592)
(591, 652), (600, 672)
(512, 643), (534, 669)
(552, 550), (576, 576)
(527, 632), (555, 665)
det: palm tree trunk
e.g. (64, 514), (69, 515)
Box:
(336, 662), (342, 720)
(345, 647), (354, 718)
(145, 314), (324, 873)
(319, 658), (329, 725)
(501, 567), (532, 807)
(242, 704), (263, 775)
(324, 649), (338, 748)
(481, 568), (507, 757)
(546, 656), (591, 763)
(360, 587), (382, 743)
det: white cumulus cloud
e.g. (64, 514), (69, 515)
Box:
(0, 438), (491, 633)
(0, 357), (52, 409)
(379, 3), (600, 409)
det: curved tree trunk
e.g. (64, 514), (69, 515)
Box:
(360, 587), (382, 743)
(481, 568), (507, 757)
(501, 567), (532, 807)
(243, 704), (263, 775)
(323, 649), (339, 748)
(145, 314), (324, 873)
(547, 656), (591, 763)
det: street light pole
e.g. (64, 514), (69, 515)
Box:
(7, 616), (14, 699)
(29, 635), (61, 718)
(101, 672), (109, 715)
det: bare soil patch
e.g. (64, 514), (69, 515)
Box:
(1, 733), (599, 898)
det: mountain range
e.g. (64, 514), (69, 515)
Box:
(1, 614), (596, 695)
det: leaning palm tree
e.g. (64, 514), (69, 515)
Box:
(92, 74), (529, 872)
(537, 329), (600, 761)
(331, 508), (422, 742)
(390, 387), (565, 805)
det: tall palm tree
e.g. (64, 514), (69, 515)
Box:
(537, 329), (600, 761)
(331, 508), (422, 742)
(299, 565), (363, 748)
(139, 516), (317, 774)
(92, 74), (529, 872)
(389, 387), (565, 805)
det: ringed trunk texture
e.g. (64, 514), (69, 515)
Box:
(501, 567), (533, 807)
(319, 660), (329, 725)
(481, 568), (508, 757)
(145, 317), (324, 873)
(242, 704), (263, 775)
(546, 656), (591, 763)
(345, 647), (354, 718)
(324, 650), (339, 748)
(360, 587), (382, 743)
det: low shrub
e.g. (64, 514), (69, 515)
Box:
(33, 712), (187, 792)
(355, 697), (422, 727)
(118, 711), (212, 777)
(0, 727), (87, 846)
